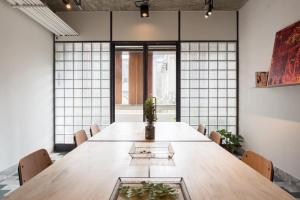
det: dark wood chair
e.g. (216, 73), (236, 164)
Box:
(18, 149), (52, 186)
(90, 124), (101, 137)
(74, 130), (88, 147)
(242, 150), (274, 181)
(209, 131), (221, 145)
(197, 124), (207, 135)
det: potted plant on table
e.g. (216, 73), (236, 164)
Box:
(144, 97), (157, 140)
(217, 129), (244, 155)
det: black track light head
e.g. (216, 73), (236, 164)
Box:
(204, 0), (213, 18)
(208, 4), (213, 16)
(135, 0), (150, 18)
(62, 0), (71, 10)
(205, 12), (209, 19)
(140, 3), (149, 18)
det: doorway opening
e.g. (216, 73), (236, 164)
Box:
(113, 43), (177, 122)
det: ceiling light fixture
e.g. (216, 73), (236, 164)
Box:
(135, 0), (150, 18)
(62, 0), (82, 10)
(208, 4), (213, 15)
(140, 4), (149, 18)
(205, 12), (209, 18)
(204, 0), (214, 19)
(62, 0), (71, 10)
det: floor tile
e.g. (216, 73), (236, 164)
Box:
(0, 190), (10, 197)
(1, 184), (19, 191)
(273, 175), (283, 182)
(276, 182), (300, 193)
(0, 176), (7, 182)
(291, 192), (300, 198)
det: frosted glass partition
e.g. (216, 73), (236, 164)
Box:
(180, 42), (237, 134)
(55, 42), (110, 144)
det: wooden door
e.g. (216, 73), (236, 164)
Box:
(115, 52), (122, 104)
(128, 52), (144, 104)
(147, 52), (153, 97)
(114, 50), (153, 105)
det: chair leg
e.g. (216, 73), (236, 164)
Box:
(89, 128), (93, 137)
(270, 163), (274, 182)
(74, 136), (77, 147)
(18, 165), (23, 186)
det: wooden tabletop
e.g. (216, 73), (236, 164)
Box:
(150, 142), (295, 200)
(89, 122), (211, 142)
(4, 141), (294, 200)
(4, 142), (149, 200)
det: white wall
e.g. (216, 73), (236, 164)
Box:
(56, 11), (237, 41)
(181, 11), (237, 40)
(239, 0), (300, 179)
(0, 1), (53, 171)
(56, 11), (110, 41)
(113, 11), (178, 41)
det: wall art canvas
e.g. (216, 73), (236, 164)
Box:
(268, 20), (300, 86)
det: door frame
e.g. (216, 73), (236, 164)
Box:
(110, 41), (180, 123)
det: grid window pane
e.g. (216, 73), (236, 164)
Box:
(180, 42), (237, 134)
(55, 42), (110, 144)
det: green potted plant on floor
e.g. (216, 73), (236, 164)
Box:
(144, 97), (157, 140)
(217, 129), (244, 155)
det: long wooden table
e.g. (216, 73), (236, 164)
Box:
(89, 122), (211, 142)
(3, 123), (295, 200)
(4, 142), (149, 200)
(150, 142), (294, 200)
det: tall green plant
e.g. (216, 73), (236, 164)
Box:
(217, 129), (244, 154)
(144, 97), (157, 123)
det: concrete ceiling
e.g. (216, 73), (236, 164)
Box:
(44, 0), (248, 12)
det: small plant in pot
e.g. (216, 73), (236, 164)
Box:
(217, 129), (244, 155)
(144, 97), (157, 140)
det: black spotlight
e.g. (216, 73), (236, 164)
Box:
(135, 0), (150, 18)
(204, 0), (213, 18)
(140, 3), (149, 18)
(62, 0), (71, 10)
(208, 4), (213, 16)
(62, 0), (82, 10)
(205, 12), (209, 19)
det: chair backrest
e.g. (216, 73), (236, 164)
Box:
(18, 149), (52, 186)
(209, 131), (221, 145)
(90, 124), (100, 137)
(242, 150), (274, 181)
(197, 124), (206, 135)
(74, 130), (88, 147)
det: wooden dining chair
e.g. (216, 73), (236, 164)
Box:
(242, 150), (274, 181)
(197, 124), (207, 135)
(74, 130), (88, 147)
(209, 131), (222, 145)
(18, 149), (52, 186)
(90, 124), (101, 137)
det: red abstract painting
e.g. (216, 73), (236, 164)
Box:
(268, 20), (300, 86)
